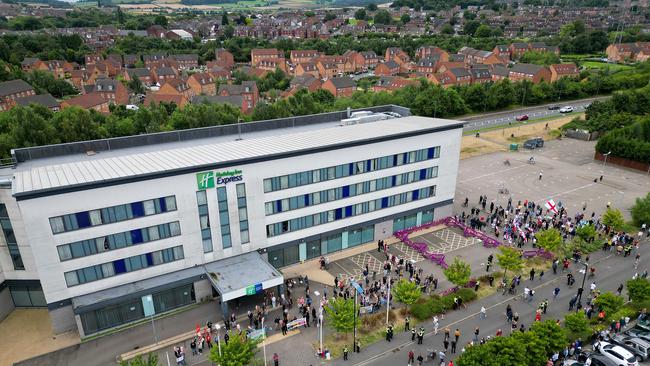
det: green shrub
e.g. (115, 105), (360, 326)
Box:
(609, 306), (638, 323)
(456, 288), (478, 302)
(410, 301), (434, 321)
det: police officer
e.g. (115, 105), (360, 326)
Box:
(405, 316), (410, 331)
(411, 327), (416, 341)
(417, 326), (424, 344)
(343, 346), (348, 361)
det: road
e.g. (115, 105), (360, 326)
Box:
(346, 247), (649, 366)
(460, 96), (609, 132)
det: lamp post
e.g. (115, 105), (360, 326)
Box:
(262, 318), (267, 366)
(144, 295), (158, 343)
(603, 151), (611, 167)
(215, 323), (222, 357)
(576, 261), (589, 312)
(386, 276), (391, 325)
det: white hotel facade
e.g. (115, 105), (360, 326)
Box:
(0, 106), (462, 337)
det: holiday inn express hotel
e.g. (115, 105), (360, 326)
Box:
(0, 105), (462, 337)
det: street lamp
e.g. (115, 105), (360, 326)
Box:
(261, 318), (267, 366)
(144, 295), (158, 343)
(215, 323), (222, 357)
(603, 151), (611, 167)
(576, 261), (589, 312)
(314, 290), (323, 354)
(386, 276), (391, 325)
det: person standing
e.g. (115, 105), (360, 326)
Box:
(443, 339), (449, 351)
(411, 328), (416, 341)
(454, 328), (460, 342)
(433, 316), (439, 334)
(417, 326), (424, 344)
(451, 339), (457, 354)
(405, 316), (410, 331)
(473, 327), (479, 343)
(479, 306), (487, 320)
(529, 269), (535, 281)
(553, 287), (560, 299)
(273, 352), (279, 366)
(355, 339), (361, 353)
(539, 172), (543, 180)
(343, 346), (348, 361)
(408, 350), (415, 365)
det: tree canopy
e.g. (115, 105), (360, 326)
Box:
(535, 228), (564, 253)
(392, 279), (422, 312)
(444, 258), (472, 287)
(496, 246), (523, 279)
(208, 331), (259, 366)
(631, 193), (650, 228)
(324, 297), (355, 333)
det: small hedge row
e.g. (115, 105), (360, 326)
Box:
(410, 288), (478, 321)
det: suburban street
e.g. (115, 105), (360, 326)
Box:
(460, 96), (609, 131)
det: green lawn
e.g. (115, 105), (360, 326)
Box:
(581, 61), (634, 71)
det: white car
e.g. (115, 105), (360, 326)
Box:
(595, 341), (639, 366)
(560, 106), (574, 113)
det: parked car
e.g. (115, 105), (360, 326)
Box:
(560, 106), (574, 113)
(608, 335), (650, 361)
(595, 341), (639, 366)
(624, 328), (650, 343)
(523, 137), (544, 150)
(578, 351), (620, 366)
(515, 114), (529, 121)
(548, 105), (560, 110)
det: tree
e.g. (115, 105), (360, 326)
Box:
(602, 208), (625, 231)
(324, 12), (336, 21)
(463, 10), (476, 20)
(324, 297), (355, 333)
(400, 14), (411, 24)
(221, 12), (229, 25)
(575, 224), (597, 242)
(127, 75), (145, 95)
(207, 331), (259, 366)
(392, 279), (421, 313)
(564, 311), (589, 337)
(443, 258), (471, 287)
(528, 320), (568, 357)
(153, 15), (168, 28)
(496, 246), (523, 280)
(474, 25), (493, 38)
(373, 10), (391, 25)
(354, 8), (366, 20)
(631, 192), (650, 228)
(119, 354), (158, 366)
(519, 51), (561, 66)
(366, 2), (378, 11)
(535, 228), (563, 253)
(627, 278), (650, 304)
(440, 23), (454, 35)
(463, 20), (480, 36)
(593, 292), (624, 317)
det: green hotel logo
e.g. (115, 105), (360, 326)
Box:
(196, 169), (244, 190)
(196, 171), (214, 190)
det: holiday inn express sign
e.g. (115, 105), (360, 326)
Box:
(196, 169), (243, 190)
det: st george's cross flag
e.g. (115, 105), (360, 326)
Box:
(545, 199), (558, 214)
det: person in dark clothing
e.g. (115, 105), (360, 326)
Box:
(451, 340), (457, 354)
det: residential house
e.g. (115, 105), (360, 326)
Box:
(385, 47), (411, 67)
(491, 65), (510, 82)
(187, 73), (217, 95)
(124, 54), (140, 68)
(143, 53), (168, 64)
(606, 42), (650, 63)
(0, 79), (35, 111)
(290, 50), (321, 64)
(294, 62), (320, 78)
(170, 54), (199, 69)
(157, 79), (196, 101)
(492, 45), (511, 60)
(166, 29), (194, 40)
(282, 74), (321, 97)
(68, 70), (88, 90)
(529, 42), (560, 55)
(153, 67), (178, 84)
(375, 61), (401, 76)
(214, 48), (235, 70)
(15, 93), (60, 111)
(251, 48), (285, 67)
(218, 81), (259, 113)
(21, 57), (42, 72)
(429, 67), (472, 88)
(416, 56), (441, 74)
(207, 66), (231, 81)
(469, 67), (493, 84)
(351, 51), (379, 71)
(508, 43), (530, 59)
(436, 61), (465, 74)
(44, 60), (76, 79)
(147, 25), (167, 38)
(124, 68), (155, 86)
(61, 93), (111, 114)
(549, 63), (580, 81)
(257, 58), (287, 72)
(415, 46), (449, 61)
(85, 54), (103, 66)
(86, 78), (129, 105)
(458, 47), (506, 66)
(508, 64), (551, 83)
(144, 93), (189, 109)
(372, 76), (416, 92)
(321, 77), (356, 97)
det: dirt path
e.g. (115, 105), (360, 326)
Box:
(460, 114), (580, 159)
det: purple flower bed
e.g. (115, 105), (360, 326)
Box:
(523, 248), (554, 259)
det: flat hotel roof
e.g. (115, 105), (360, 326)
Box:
(10, 115), (463, 198)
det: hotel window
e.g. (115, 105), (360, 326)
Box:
(57, 221), (181, 261)
(196, 191), (213, 253)
(266, 185), (436, 237)
(236, 184), (250, 244)
(0, 204), (24, 270)
(217, 187), (232, 249)
(49, 196), (177, 234)
(64, 246), (184, 287)
(263, 146), (441, 193)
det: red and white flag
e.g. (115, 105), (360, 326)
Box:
(545, 199), (558, 214)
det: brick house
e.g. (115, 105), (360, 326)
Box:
(15, 93), (60, 111)
(218, 81), (259, 112)
(144, 93), (189, 109)
(170, 54), (199, 69)
(385, 47), (411, 66)
(290, 50), (321, 64)
(294, 62), (320, 78)
(415, 46), (449, 61)
(508, 43), (530, 59)
(123, 68), (155, 86)
(187, 73), (216, 95)
(469, 67), (493, 84)
(257, 58), (287, 72)
(157, 79), (196, 101)
(316, 61), (343, 79)
(606, 42), (650, 63)
(492, 45), (511, 60)
(321, 77), (356, 97)
(351, 51), (379, 70)
(429, 67), (472, 88)
(214, 48), (235, 70)
(86, 78), (129, 105)
(0, 79), (36, 111)
(491, 65), (510, 82)
(251, 48), (285, 67)
(458, 47), (506, 66)
(61, 93), (111, 114)
(375, 61), (401, 76)
(416, 56), (441, 74)
(282, 74), (322, 97)
(508, 64), (551, 83)
(153, 67), (178, 84)
(373, 76), (416, 92)
(85, 54), (103, 66)
(549, 63), (580, 82)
